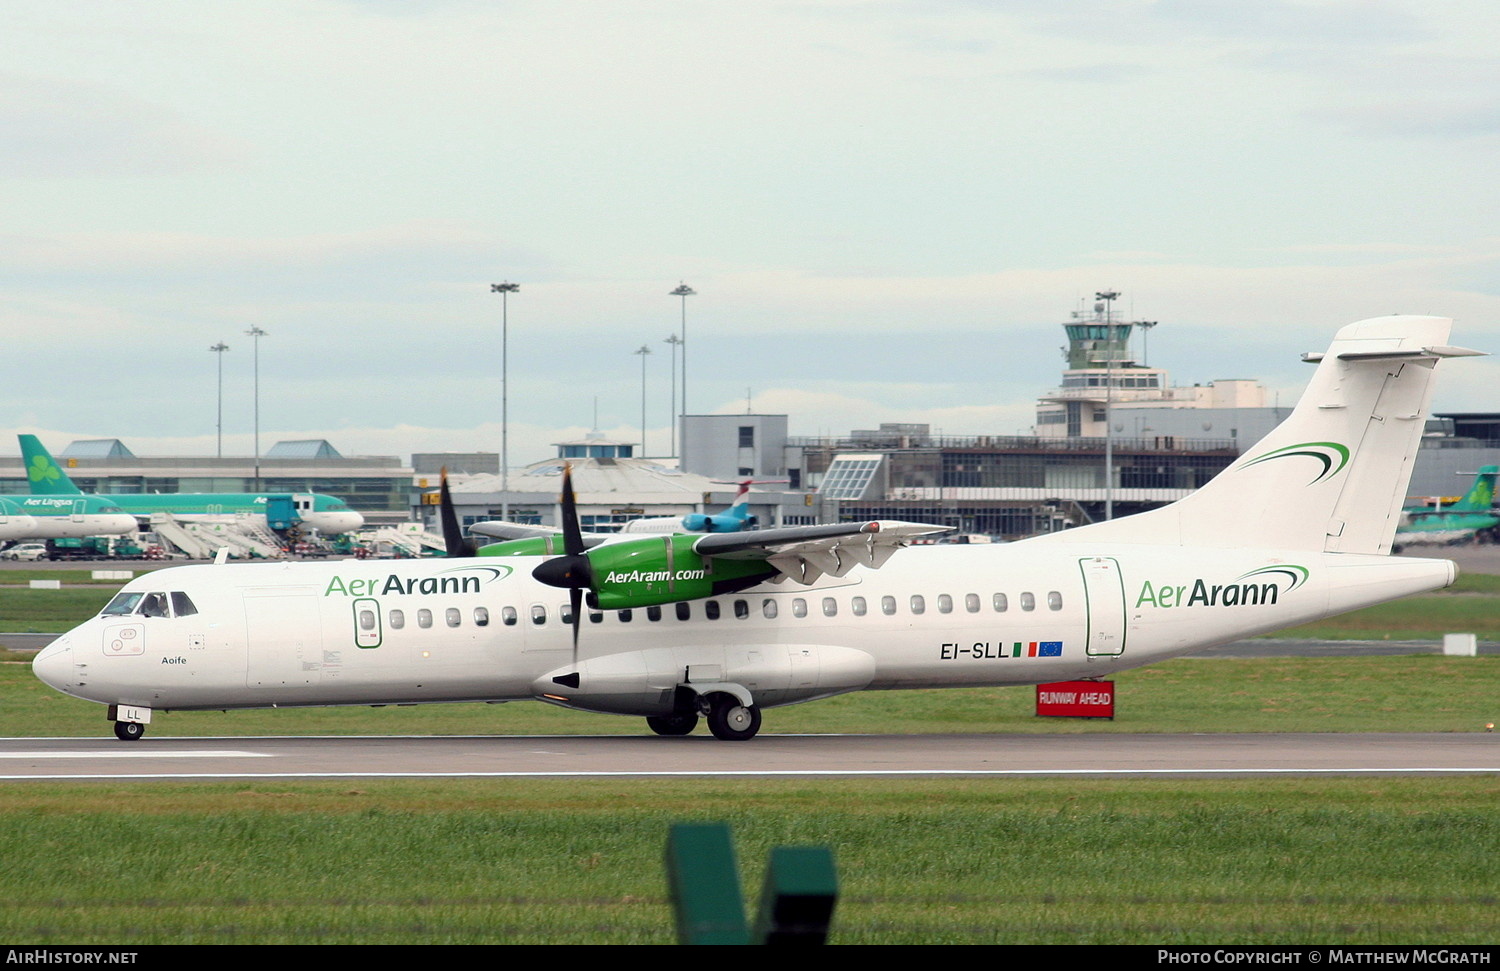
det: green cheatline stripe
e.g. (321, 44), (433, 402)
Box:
(1240, 441), (1350, 484)
(1236, 564), (1310, 591)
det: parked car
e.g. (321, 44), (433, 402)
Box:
(3, 543), (49, 561)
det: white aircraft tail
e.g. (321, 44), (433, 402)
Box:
(1040, 316), (1481, 554)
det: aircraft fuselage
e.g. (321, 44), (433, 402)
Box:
(32, 542), (1453, 719)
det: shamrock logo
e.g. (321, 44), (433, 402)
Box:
(28, 455), (61, 485)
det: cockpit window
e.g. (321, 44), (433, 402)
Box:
(139, 592), (169, 618)
(170, 592), (198, 617)
(102, 592), (143, 616)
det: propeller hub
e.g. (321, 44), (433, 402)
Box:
(533, 554), (592, 589)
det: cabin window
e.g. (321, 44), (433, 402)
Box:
(705, 601), (721, 620)
(1020, 592), (1036, 612)
(993, 593), (1008, 613)
(647, 605), (662, 622)
(530, 605), (546, 625)
(501, 606), (518, 626)
(170, 592), (198, 617)
(822, 597), (838, 617)
(588, 609), (603, 624)
(559, 602), (573, 625)
(358, 609), (377, 631)
(389, 609), (406, 629)
(102, 592), (144, 616)
(418, 608), (434, 628)
(881, 595), (896, 616)
(851, 596), (867, 616)
(792, 598), (807, 618)
(734, 599), (749, 619)
(910, 594), (926, 615)
(965, 593), (980, 613)
(1048, 591), (1063, 611)
(762, 598), (778, 619)
(937, 594), (953, 614)
(617, 609), (633, 623)
(473, 607), (489, 627)
(446, 607), (461, 628)
(675, 602), (691, 621)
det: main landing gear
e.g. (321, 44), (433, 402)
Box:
(705, 695), (761, 741)
(114, 720), (145, 741)
(642, 691), (763, 740)
(646, 713), (698, 736)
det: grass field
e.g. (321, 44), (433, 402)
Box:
(2, 778), (1496, 944)
(3, 572), (1497, 944)
(6, 653), (1499, 737)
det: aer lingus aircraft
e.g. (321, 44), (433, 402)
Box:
(0, 494), (137, 542)
(31, 316), (1480, 741)
(19, 435), (364, 536)
(1392, 465), (1499, 551)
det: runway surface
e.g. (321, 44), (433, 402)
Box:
(2, 732), (1496, 781)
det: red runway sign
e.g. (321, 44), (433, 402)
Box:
(1035, 680), (1115, 719)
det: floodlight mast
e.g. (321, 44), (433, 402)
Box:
(491, 281), (520, 517)
(1095, 290), (1120, 521)
(670, 283), (695, 455)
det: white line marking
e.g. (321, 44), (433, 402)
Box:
(0, 750), (269, 759)
(3, 767), (1497, 781)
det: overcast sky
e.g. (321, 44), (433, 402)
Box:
(3, 0), (1499, 466)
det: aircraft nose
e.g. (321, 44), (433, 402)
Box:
(32, 638), (72, 691)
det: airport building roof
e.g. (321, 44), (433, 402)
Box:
(60, 439), (136, 459)
(265, 440), (343, 459)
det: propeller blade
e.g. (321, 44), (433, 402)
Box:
(560, 464), (584, 557)
(569, 587), (583, 664)
(532, 462), (591, 665)
(437, 467), (475, 557)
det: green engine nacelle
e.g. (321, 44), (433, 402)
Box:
(584, 534), (776, 610)
(478, 535), (571, 557)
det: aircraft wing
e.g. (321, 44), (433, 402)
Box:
(693, 520), (951, 584)
(469, 521), (564, 541)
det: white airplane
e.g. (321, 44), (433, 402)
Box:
(32, 316), (1479, 742)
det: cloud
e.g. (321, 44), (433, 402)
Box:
(0, 71), (249, 178)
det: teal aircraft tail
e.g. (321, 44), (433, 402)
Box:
(1449, 466), (1498, 511)
(19, 435), (84, 496)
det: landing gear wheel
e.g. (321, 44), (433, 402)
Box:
(113, 720), (144, 742)
(646, 713), (699, 737)
(706, 695), (761, 741)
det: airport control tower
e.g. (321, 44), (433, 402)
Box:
(1035, 292), (1266, 439)
(1036, 292), (1167, 438)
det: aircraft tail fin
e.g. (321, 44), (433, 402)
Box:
(1039, 316), (1481, 554)
(726, 481), (752, 520)
(18, 435), (83, 496)
(1449, 466), (1498, 511)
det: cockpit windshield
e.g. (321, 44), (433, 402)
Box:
(101, 592), (144, 616)
(99, 590), (199, 619)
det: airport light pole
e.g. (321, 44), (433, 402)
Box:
(634, 344), (651, 456)
(663, 333), (682, 457)
(491, 282), (520, 504)
(209, 341), (229, 459)
(245, 326), (267, 492)
(670, 283), (695, 453)
(1137, 320), (1158, 367)
(1095, 290), (1119, 521)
